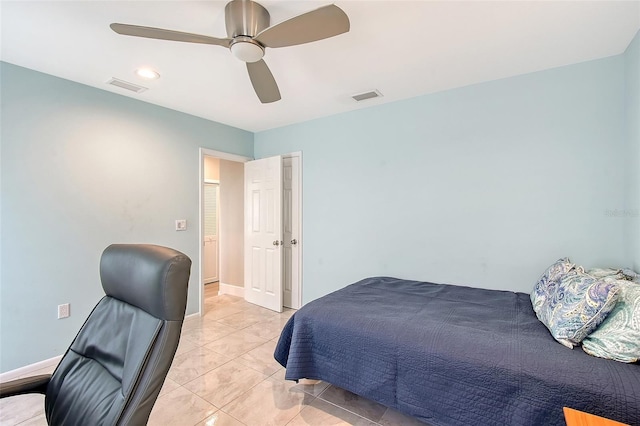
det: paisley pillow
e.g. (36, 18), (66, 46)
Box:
(536, 269), (620, 348)
(621, 269), (640, 282)
(586, 268), (627, 280)
(530, 258), (575, 314)
(582, 281), (640, 363)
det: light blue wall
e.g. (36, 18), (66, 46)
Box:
(1, 42), (636, 373)
(624, 31), (640, 271)
(0, 62), (253, 372)
(255, 56), (628, 303)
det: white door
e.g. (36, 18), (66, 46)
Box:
(203, 183), (219, 283)
(244, 155), (283, 312)
(283, 156), (301, 309)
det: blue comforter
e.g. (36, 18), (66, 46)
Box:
(274, 277), (640, 426)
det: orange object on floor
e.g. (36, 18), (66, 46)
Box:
(563, 407), (629, 426)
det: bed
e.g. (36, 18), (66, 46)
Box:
(274, 277), (640, 426)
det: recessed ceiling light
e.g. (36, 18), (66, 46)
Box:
(135, 68), (160, 80)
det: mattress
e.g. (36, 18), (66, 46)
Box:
(274, 277), (640, 425)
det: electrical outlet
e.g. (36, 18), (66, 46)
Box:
(58, 303), (70, 319)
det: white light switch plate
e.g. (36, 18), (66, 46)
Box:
(175, 219), (187, 231)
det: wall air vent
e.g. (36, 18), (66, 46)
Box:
(351, 90), (383, 102)
(106, 78), (148, 93)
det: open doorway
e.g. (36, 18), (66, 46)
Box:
(199, 148), (251, 316)
(198, 149), (303, 316)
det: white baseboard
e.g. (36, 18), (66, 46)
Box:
(218, 282), (244, 297)
(0, 355), (62, 382)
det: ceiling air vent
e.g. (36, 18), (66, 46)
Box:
(106, 78), (148, 93)
(351, 90), (383, 102)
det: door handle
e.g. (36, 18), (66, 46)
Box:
(291, 239), (297, 245)
(273, 240), (280, 246)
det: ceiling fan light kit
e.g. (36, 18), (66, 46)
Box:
(230, 37), (265, 63)
(110, 0), (350, 104)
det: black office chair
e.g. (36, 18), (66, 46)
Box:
(0, 244), (192, 425)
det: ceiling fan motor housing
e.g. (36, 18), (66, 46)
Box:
(225, 0), (270, 38)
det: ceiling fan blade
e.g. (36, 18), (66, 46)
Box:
(254, 4), (349, 48)
(246, 60), (281, 103)
(110, 23), (231, 48)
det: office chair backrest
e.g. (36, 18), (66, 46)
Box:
(44, 244), (191, 426)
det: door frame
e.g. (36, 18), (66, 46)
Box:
(282, 152), (303, 309)
(198, 148), (252, 317)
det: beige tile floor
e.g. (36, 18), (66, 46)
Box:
(0, 284), (427, 426)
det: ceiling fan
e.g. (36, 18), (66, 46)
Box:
(110, 0), (350, 103)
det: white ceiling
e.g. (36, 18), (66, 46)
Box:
(1, 1), (639, 132)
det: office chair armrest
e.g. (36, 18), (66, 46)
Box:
(0, 374), (51, 398)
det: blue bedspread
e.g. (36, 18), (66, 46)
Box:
(274, 277), (640, 426)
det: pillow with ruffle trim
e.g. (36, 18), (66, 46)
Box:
(586, 268), (627, 281)
(621, 269), (640, 282)
(586, 267), (639, 283)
